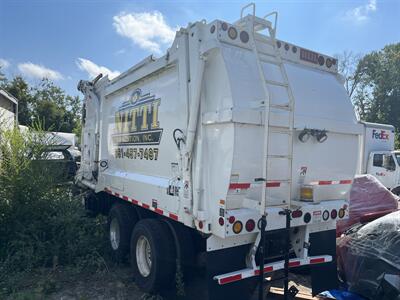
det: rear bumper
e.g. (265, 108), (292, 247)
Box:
(213, 255), (332, 285)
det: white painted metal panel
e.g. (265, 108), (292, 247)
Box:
(78, 14), (361, 249)
(262, 61), (285, 83)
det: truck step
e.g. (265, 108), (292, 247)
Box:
(213, 255), (332, 285)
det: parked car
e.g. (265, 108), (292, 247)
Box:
(36, 145), (80, 182)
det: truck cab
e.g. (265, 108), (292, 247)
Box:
(360, 122), (400, 194)
(367, 150), (400, 194)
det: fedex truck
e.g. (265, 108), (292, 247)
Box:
(77, 4), (359, 299)
(359, 122), (400, 194)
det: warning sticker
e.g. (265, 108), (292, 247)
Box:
(313, 210), (322, 223)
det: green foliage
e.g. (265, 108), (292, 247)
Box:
(1, 76), (34, 126)
(31, 79), (82, 132)
(0, 127), (108, 292)
(338, 43), (400, 146)
(1, 75), (82, 133)
(357, 44), (400, 126)
(0, 66), (6, 83)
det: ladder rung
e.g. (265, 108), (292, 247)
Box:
(267, 155), (292, 159)
(270, 103), (292, 111)
(260, 57), (280, 65)
(269, 128), (293, 134)
(265, 79), (288, 87)
(258, 53), (284, 65)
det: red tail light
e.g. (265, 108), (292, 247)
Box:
(245, 219), (255, 232)
(292, 210), (303, 218)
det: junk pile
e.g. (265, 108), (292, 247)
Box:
(337, 211), (400, 300)
(321, 175), (400, 299)
(337, 174), (398, 236)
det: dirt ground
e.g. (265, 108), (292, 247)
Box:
(3, 265), (314, 300)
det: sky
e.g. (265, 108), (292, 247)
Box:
(0, 0), (399, 97)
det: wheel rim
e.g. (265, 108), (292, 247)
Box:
(110, 217), (120, 250)
(136, 235), (152, 277)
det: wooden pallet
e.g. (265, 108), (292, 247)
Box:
(269, 287), (318, 300)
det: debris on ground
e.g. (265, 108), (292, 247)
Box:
(337, 211), (400, 300)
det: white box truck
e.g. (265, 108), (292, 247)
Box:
(359, 122), (400, 194)
(77, 4), (360, 299)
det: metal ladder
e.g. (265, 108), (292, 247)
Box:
(238, 4), (296, 299)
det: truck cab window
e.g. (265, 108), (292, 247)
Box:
(387, 155), (396, 170)
(373, 154), (383, 167)
(395, 153), (400, 165)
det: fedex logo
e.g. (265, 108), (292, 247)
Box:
(372, 129), (390, 140)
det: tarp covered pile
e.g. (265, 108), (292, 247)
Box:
(337, 174), (398, 236)
(337, 211), (400, 299)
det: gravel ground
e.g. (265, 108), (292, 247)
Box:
(3, 266), (313, 300)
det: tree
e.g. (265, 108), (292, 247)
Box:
(357, 43), (400, 127)
(2, 76), (34, 126)
(32, 79), (81, 132)
(1, 75), (82, 134)
(337, 44), (400, 127)
(335, 51), (363, 98)
(0, 67), (6, 84)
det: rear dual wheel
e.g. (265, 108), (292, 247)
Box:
(131, 219), (177, 293)
(108, 203), (137, 262)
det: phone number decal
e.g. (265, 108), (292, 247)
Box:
(115, 147), (159, 160)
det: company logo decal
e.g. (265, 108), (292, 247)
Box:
(113, 89), (162, 146)
(372, 129), (389, 140)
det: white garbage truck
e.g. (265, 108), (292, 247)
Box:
(77, 4), (359, 299)
(358, 121), (400, 194)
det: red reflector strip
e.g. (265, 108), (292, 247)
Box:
(310, 180), (353, 186)
(288, 261), (301, 267)
(229, 182), (282, 190)
(318, 181), (332, 185)
(339, 180), (352, 184)
(254, 266), (274, 275)
(229, 183), (251, 189)
(219, 274), (242, 285)
(169, 213), (178, 221)
(104, 188), (180, 223)
(310, 257), (325, 264)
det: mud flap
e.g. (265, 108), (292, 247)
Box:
(309, 229), (338, 296)
(207, 244), (257, 300)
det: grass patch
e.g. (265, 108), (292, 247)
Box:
(0, 127), (110, 298)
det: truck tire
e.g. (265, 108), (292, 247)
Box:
(391, 186), (400, 196)
(131, 219), (176, 293)
(108, 203), (137, 262)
